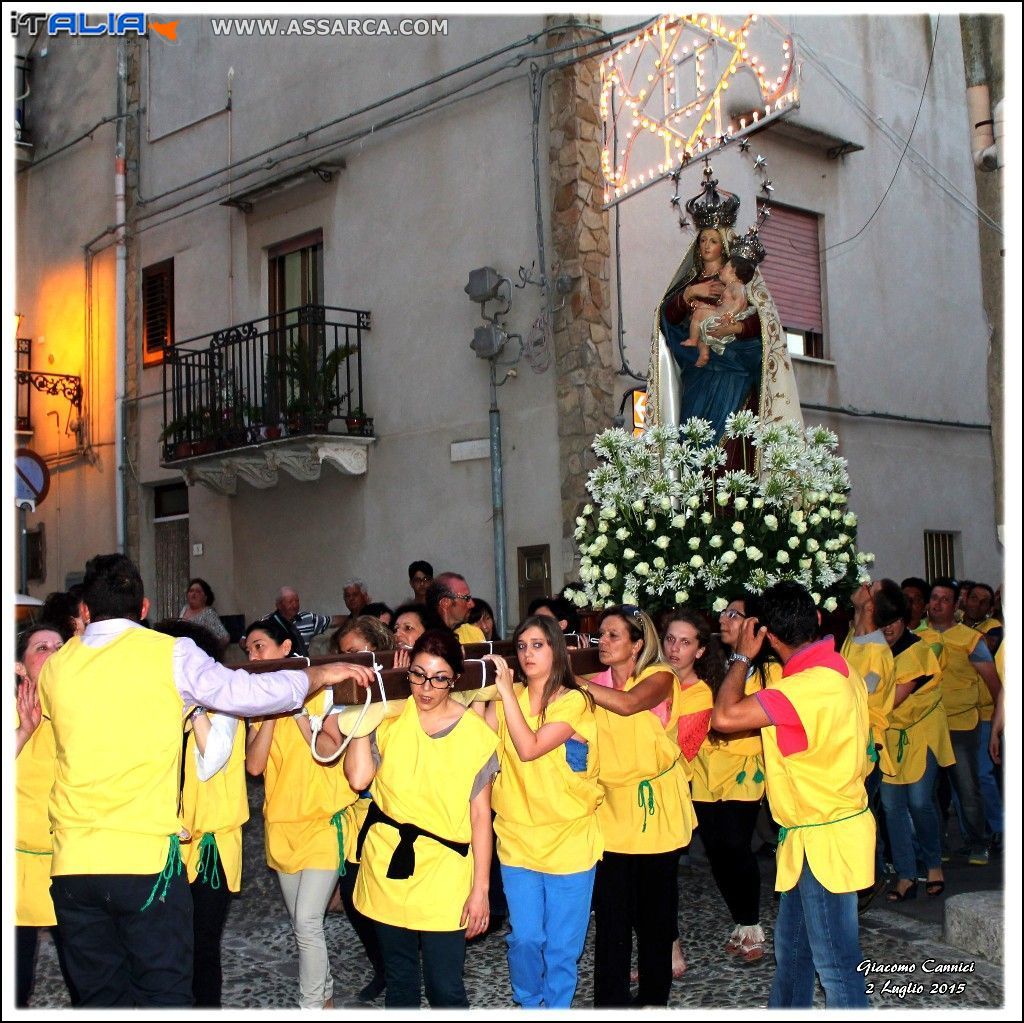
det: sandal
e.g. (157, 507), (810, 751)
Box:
(926, 879), (946, 897)
(734, 925), (767, 965)
(886, 880), (918, 902)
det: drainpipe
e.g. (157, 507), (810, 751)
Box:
(114, 40), (128, 552)
(489, 360), (509, 641)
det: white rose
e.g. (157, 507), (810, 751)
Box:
(732, 521), (744, 535)
(752, 497), (764, 509)
(763, 514), (779, 530)
(809, 514), (821, 526)
(598, 520), (608, 533)
(812, 592), (822, 605)
(790, 510), (805, 524)
(645, 518), (657, 531)
(831, 509), (842, 521)
(722, 550), (737, 565)
(623, 548), (636, 560)
(838, 552), (851, 563)
(632, 499), (645, 513)
(687, 496), (700, 509)
(799, 558), (812, 570)
(796, 522), (807, 534)
(700, 511), (713, 525)
(656, 535), (671, 549)
(603, 564), (617, 580)
(717, 493), (730, 506)
(734, 497), (748, 511)
(583, 504), (593, 516)
(777, 550), (790, 564)
(616, 527), (630, 541)
(676, 591), (689, 604)
(622, 591), (639, 605)
(806, 538), (820, 552)
(788, 536), (800, 549)
(689, 555), (704, 568)
(733, 537), (745, 551)
(600, 506), (616, 520)
(635, 562), (650, 577)
(746, 547), (763, 561)
(844, 512), (858, 527)
(660, 497), (672, 511)
(575, 516), (586, 527)
(823, 597), (838, 612)
(709, 535), (724, 548)
(597, 581), (612, 598)
(653, 556), (666, 569)
(672, 514), (687, 529)
(816, 551), (827, 563)
(712, 597), (729, 612)
(688, 537), (701, 550)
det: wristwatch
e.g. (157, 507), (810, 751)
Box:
(728, 653), (752, 669)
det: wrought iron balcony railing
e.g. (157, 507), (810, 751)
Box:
(161, 304), (371, 463)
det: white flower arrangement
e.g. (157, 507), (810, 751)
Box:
(562, 413), (874, 610)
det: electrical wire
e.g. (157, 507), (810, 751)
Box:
(822, 16), (939, 253)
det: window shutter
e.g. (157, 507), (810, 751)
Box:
(757, 203), (822, 333)
(143, 259), (174, 366)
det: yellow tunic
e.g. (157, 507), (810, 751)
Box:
(918, 623), (984, 731)
(180, 713), (249, 891)
(455, 622), (486, 645)
(492, 687), (603, 874)
(760, 653), (874, 893)
(841, 629), (896, 776)
(16, 704), (57, 926)
(39, 629), (184, 876)
(255, 691), (358, 874)
(691, 671), (770, 804)
(354, 698), (498, 931)
(594, 663), (696, 855)
(882, 637), (954, 786)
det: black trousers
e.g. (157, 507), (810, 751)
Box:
(374, 922), (468, 1008)
(190, 857), (233, 1008)
(593, 848), (681, 1007)
(338, 861), (386, 981)
(51, 871), (193, 1007)
(694, 799), (762, 926)
(16, 925), (79, 1007)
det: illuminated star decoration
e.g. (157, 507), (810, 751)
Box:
(739, 138), (751, 153)
(753, 154), (767, 170)
(761, 179), (774, 195)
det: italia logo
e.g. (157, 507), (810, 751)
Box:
(9, 12), (179, 39)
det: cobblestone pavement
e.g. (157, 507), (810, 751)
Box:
(30, 778), (1004, 1011)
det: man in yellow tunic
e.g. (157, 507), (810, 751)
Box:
(712, 581), (872, 1009)
(39, 554), (375, 1007)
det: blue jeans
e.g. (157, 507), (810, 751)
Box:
(501, 864), (595, 1008)
(880, 751), (942, 879)
(945, 726), (987, 850)
(768, 862), (868, 1009)
(976, 720), (1003, 834)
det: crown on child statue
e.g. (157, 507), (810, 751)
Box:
(685, 177), (741, 230)
(731, 225), (767, 268)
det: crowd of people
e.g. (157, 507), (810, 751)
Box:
(15, 554), (1005, 1009)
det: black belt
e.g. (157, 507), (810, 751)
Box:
(356, 800), (469, 879)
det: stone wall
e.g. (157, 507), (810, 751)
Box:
(546, 15), (615, 583)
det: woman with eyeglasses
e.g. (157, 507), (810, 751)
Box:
(244, 616), (358, 1008)
(584, 605), (696, 1008)
(688, 600), (773, 963)
(344, 628), (498, 1008)
(481, 615), (602, 1008)
(15, 621), (78, 1008)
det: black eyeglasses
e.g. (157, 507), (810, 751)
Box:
(407, 669), (455, 690)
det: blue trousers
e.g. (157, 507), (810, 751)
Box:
(880, 751), (942, 880)
(976, 720), (1003, 834)
(500, 863), (595, 1008)
(768, 862), (868, 1009)
(374, 922), (467, 1009)
(945, 725), (987, 851)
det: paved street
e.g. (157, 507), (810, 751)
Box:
(31, 777), (1004, 1011)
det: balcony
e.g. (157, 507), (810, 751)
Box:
(161, 305), (374, 494)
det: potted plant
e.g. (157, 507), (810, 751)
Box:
(345, 406), (368, 434)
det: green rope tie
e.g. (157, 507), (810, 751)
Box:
(636, 760), (678, 833)
(867, 726), (880, 764)
(330, 811), (348, 878)
(15, 848), (52, 856)
(891, 699), (943, 764)
(140, 834), (183, 911)
(196, 832), (222, 890)
(777, 806), (870, 846)
(736, 770), (747, 785)
(753, 768), (764, 784)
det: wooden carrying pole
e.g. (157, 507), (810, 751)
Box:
(243, 641), (605, 705)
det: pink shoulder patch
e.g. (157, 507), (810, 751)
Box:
(677, 709), (712, 761)
(755, 689), (808, 756)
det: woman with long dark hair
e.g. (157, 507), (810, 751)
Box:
(482, 615), (602, 1007)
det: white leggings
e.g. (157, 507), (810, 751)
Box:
(275, 868), (338, 1007)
